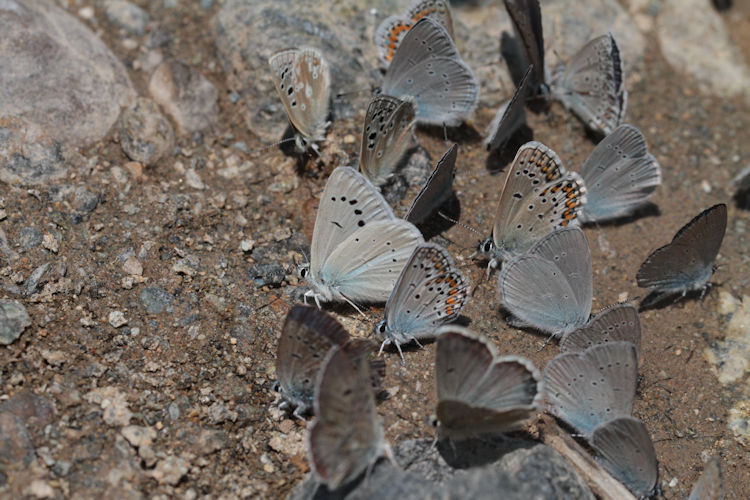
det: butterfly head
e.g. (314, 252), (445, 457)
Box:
(374, 320), (388, 340)
(297, 262), (310, 280)
(478, 237), (494, 257)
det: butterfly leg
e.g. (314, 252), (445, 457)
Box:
(340, 293), (367, 317)
(377, 339), (390, 357)
(410, 336), (424, 349)
(292, 405), (308, 421)
(394, 341), (406, 364)
(537, 332), (556, 352)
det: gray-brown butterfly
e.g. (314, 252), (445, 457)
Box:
(268, 47), (331, 154)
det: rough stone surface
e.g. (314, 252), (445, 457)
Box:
(0, 391), (55, 430)
(0, 0), (135, 148)
(0, 413), (35, 467)
(118, 97), (174, 166)
(105, 0), (150, 36)
(288, 439), (592, 499)
(213, 0), (378, 142)
(0, 300), (31, 345)
(139, 286), (175, 314)
(657, 0), (750, 99)
(149, 60), (219, 134)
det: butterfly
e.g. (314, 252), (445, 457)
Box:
(359, 95), (416, 186)
(268, 47), (331, 154)
(503, 0), (546, 97)
(478, 141), (587, 270)
(374, 0), (454, 68)
(485, 65), (532, 153)
(434, 326), (541, 440)
(499, 226), (592, 338)
(559, 303), (642, 357)
(636, 203), (727, 308)
(300, 167), (424, 311)
(543, 341), (638, 435)
(309, 344), (392, 490)
(405, 143), (458, 225)
(578, 124), (661, 223)
(275, 305), (385, 418)
(550, 33), (627, 137)
(589, 417), (658, 498)
(381, 18), (479, 126)
(375, 243), (469, 361)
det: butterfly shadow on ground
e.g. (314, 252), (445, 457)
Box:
(437, 433), (536, 469)
(414, 191), (461, 240)
(418, 123), (482, 144)
(584, 202), (661, 229)
(733, 190), (750, 211)
(485, 124), (534, 175)
(638, 286), (717, 312)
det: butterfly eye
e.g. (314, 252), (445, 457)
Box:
(272, 381), (281, 393)
(377, 322), (387, 334)
(298, 267), (308, 278)
(482, 240), (493, 253)
(429, 414), (439, 428)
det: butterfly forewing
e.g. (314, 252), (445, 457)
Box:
(491, 141), (587, 260)
(374, 0), (454, 67)
(636, 203), (727, 292)
(580, 124), (661, 222)
(551, 33), (627, 136)
(384, 243), (468, 339)
(485, 65), (532, 152)
(503, 0), (545, 95)
(590, 417), (658, 498)
(406, 144), (458, 224)
(382, 18), (479, 126)
(268, 48), (331, 147)
(688, 457), (722, 500)
(309, 346), (385, 490)
(435, 327), (541, 438)
(560, 303), (642, 356)
(311, 167), (396, 275)
(359, 95), (416, 186)
(543, 341), (637, 435)
(319, 219), (424, 303)
(276, 306), (351, 413)
(499, 227), (592, 336)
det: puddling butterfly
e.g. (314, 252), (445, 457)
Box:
(550, 33), (627, 137)
(405, 143), (458, 225)
(478, 141), (587, 270)
(589, 416), (658, 498)
(543, 341), (638, 436)
(268, 47), (331, 154)
(636, 203), (727, 308)
(375, 243), (469, 361)
(374, 0), (454, 68)
(499, 226), (592, 338)
(381, 17), (479, 126)
(308, 344), (393, 491)
(578, 124), (661, 223)
(275, 305), (385, 418)
(434, 326), (541, 440)
(300, 167), (424, 310)
(559, 303), (642, 358)
(503, 0), (546, 98)
(485, 65), (532, 153)
(359, 95), (416, 186)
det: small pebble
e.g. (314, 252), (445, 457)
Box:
(108, 311), (128, 328)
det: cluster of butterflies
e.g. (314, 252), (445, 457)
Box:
(267, 0), (728, 497)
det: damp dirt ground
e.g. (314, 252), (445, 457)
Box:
(1, 2), (749, 499)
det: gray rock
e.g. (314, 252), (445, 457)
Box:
(248, 263), (286, 288)
(0, 391), (55, 430)
(0, 117), (81, 185)
(213, 0), (378, 142)
(0, 0), (135, 147)
(118, 97), (174, 166)
(18, 227), (43, 250)
(139, 286), (175, 314)
(542, 0), (645, 72)
(149, 60), (219, 134)
(105, 0), (150, 36)
(657, 0), (750, 99)
(288, 438), (593, 499)
(0, 412), (34, 466)
(0, 300), (32, 345)
(24, 262), (50, 296)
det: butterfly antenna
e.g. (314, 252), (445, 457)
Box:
(437, 211), (484, 237)
(335, 87), (373, 100)
(536, 332), (556, 352)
